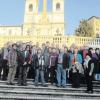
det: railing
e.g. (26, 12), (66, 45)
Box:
(0, 35), (99, 48)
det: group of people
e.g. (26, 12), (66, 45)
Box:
(0, 41), (100, 94)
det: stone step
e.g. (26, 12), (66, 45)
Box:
(0, 80), (99, 100)
(0, 90), (99, 99)
(0, 80), (100, 87)
(93, 80), (100, 83)
(0, 94), (99, 100)
(0, 84), (100, 93)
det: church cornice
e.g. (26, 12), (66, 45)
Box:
(0, 25), (22, 27)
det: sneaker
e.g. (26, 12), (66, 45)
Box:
(85, 90), (93, 94)
(34, 84), (39, 86)
(10, 83), (15, 85)
(62, 85), (67, 88)
(85, 90), (89, 93)
(6, 83), (11, 85)
(42, 84), (48, 87)
(51, 83), (56, 86)
(22, 83), (27, 86)
(18, 84), (22, 86)
(88, 90), (93, 94)
(56, 84), (61, 87)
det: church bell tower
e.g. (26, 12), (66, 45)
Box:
(52, 0), (65, 35)
(23, 0), (39, 35)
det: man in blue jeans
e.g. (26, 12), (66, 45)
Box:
(56, 47), (69, 88)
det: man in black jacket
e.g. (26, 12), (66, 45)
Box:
(84, 53), (94, 93)
(18, 44), (31, 86)
(33, 48), (47, 87)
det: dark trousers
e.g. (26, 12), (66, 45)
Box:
(86, 74), (93, 91)
(18, 65), (29, 85)
(50, 66), (56, 84)
(96, 61), (100, 73)
(72, 72), (80, 88)
(44, 66), (49, 83)
(0, 66), (2, 78)
(2, 60), (8, 80)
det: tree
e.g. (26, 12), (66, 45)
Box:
(75, 20), (94, 37)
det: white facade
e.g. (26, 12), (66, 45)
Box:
(0, 26), (22, 36)
(23, 0), (65, 36)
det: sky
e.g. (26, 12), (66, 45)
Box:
(0, 0), (100, 35)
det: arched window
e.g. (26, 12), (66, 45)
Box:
(56, 3), (60, 11)
(29, 4), (33, 12)
(96, 33), (100, 38)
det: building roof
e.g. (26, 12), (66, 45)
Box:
(88, 16), (100, 21)
(0, 24), (22, 27)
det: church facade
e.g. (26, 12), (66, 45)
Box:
(0, 0), (99, 48)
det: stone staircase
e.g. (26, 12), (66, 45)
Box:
(0, 80), (100, 100)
